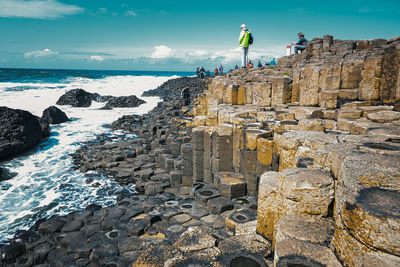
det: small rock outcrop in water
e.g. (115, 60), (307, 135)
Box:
(56, 89), (146, 109)
(100, 95), (146, 110)
(142, 76), (209, 101)
(56, 89), (92, 107)
(41, 106), (69, 124)
(0, 106), (49, 160)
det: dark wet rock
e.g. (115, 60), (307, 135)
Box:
(61, 219), (83, 232)
(104, 229), (127, 244)
(142, 197), (165, 212)
(0, 106), (50, 160)
(0, 242), (25, 264)
(74, 258), (91, 266)
(207, 197), (233, 214)
(101, 95), (146, 110)
(161, 206), (182, 221)
(145, 209), (163, 225)
(33, 242), (52, 264)
(90, 93), (114, 103)
(142, 76), (208, 101)
(120, 207), (143, 222)
(189, 204), (209, 220)
(101, 207), (126, 231)
(15, 253), (34, 266)
(61, 231), (83, 248)
(90, 242), (119, 262)
(37, 217), (65, 234)
(118, 237), (144, 253)
(152, 221), (169, 234)
(41, 105), (69, 124)
(81, 224), (101, 238)
(126, 219), (148, 236)
(165, 225), (186, 243)
(13, 230), (40, 244)
(56, 88), (92, 107)
(85, 203), (102, 211)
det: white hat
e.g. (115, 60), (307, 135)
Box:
(241, 24), (246, 28)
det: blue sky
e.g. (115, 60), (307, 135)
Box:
(0, 0), (399, 71)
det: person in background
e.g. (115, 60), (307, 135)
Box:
(200, 66), (205, 78)
(214, 68), (219, 75)
(239, 24), (251, 68)
(270, 58), (277, 66)
(247, 60), (253, 69)
(292, 32), (308, 54)
(196, 67), (200, 77)
(257, 60), (262, 68)
(206, 70), (210, 76)
(235, 65), (239, 69)
(265, 61), (270, 66)
(219, 65), (224, 74)
(181, 84), (190, 106)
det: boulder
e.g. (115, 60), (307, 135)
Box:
(0, 106), (49, 160)
(101, 95), (146, 110)
(257, 168), (334, 246)
(41, 106), (69, 124)
(56, 89), (92, 107)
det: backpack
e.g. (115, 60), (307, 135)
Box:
(248, 33), (254, 45)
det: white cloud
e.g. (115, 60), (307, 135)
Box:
(151, 45), (175, 59)
(98, 8), (107, 14)
(90, 55), (104, 62)
(125, 10), (138, 17)
(189, 50), (209, 57)
(211, 48), (241, 63)
(24, 48), (58, 58)
(0, 0), (83, 19)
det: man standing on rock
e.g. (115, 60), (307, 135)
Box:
(181, 84), (190, 106)
(239, 24), (251, 68)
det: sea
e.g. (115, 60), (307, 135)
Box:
(0, 68), (194, 241)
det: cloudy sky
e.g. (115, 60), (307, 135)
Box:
(0, 0), (399, 71)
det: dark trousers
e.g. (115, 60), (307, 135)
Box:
(182, 96), (190, 106)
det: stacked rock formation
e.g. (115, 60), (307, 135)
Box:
(2, 36), (400, 266)
(188, 35), (400, 266)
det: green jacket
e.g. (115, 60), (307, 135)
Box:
(239, 29), (250, 47)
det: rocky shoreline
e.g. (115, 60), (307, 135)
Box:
(2, 76), (264, 267)
(1, 35), (400, 267)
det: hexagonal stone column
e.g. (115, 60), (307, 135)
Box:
(256, 168), (334, 245)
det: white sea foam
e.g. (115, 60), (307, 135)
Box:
(0, 74), (175, 240)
